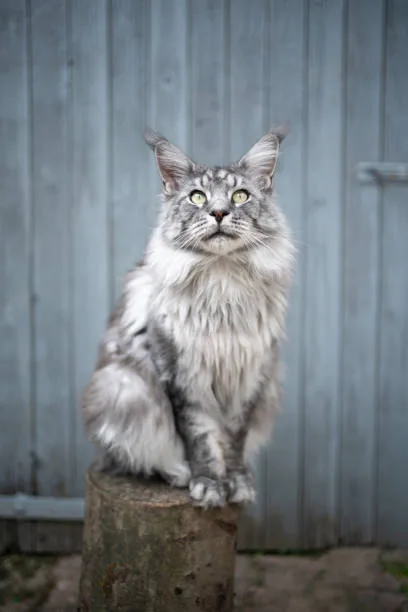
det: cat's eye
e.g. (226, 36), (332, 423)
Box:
(232, 189), (250, 205)
(190, 190), (207, 207)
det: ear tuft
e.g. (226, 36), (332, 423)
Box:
(272, 123), (289, 144)
(144, 128), (166, 150)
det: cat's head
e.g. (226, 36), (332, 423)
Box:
(145, 127), (287, 255)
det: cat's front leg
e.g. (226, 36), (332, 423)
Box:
(225, 468), (256, 505)
(175, 407), (227, 508)
(223, 426), (256, 505)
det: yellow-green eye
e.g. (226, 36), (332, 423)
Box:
(190, 190), (207, 206)
(232, 189), (250, 205)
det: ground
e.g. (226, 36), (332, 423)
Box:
(0, 549), (407, 611)
(234, 549), (408, 612)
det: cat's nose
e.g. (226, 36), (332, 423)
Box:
(209, 209), (230, 223)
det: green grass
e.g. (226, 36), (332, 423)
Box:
(380, 560), (408, 581)
(400, 584), (408, 596)
(380, 557), (408, 598)
(0, 555), (56, 608)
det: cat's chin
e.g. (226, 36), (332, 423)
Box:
(199, 233), (244, 255)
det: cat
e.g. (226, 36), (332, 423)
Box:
(82, 127), (294, 508)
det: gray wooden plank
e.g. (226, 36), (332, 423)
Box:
(263, 0), (306, 551)
(377, 0), (408, 547)
(0, 0), (31, 551)
(0, 0), (31, 495)
(302, 0), (345, 549)
(17, 521), (83, 554)
(228, 0), (268, 550)
(149, 0), (188, 146)
(149, 0), (189, 194)
(70, 0), (109, 495)
(0, 521), (17, 554)
(111, 0), (150, 299)
(190, 0), (227, 164)
(340, 0), (383, 545)
(30, 0), (71, 497)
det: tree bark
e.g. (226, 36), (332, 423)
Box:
(78, 467), (239, 611)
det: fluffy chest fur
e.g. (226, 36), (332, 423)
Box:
(146, 235), (290, 412)
(161, 305), (273, 412)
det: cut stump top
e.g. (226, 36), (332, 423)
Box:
(87, 467), (192, 508)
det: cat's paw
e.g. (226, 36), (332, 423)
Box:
(189, 476), (226, 508)
(166, 463), (192, 488)
(225, 471), (256, 505)
(161, 461), (191, 488)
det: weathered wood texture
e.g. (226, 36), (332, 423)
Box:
(190, 0), (227, 165)
(1, 0), (408, 551)
(111, 0), (150, 300)
(264, 0), (306, 551)
(303, 0), (345, 549)
(70, 0), (110, 497)
(78, 468), (239, 612)
(0, 0), (31, 551)
(340, 0), (383, 545)
(377, 0), (408, 547)
(31, 0), (71, 499)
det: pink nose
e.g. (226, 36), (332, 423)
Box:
(210, 209), (230, 223)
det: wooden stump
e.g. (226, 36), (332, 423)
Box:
(78, 467), (239, 611)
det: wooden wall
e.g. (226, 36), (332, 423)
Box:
(1, 0), (407, 550)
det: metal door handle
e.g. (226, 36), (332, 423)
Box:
(357, 162), (408, 184)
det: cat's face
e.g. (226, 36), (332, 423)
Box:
(146, 128), (287, 255)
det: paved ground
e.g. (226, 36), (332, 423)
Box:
(234, 549), (408, 612)
(1, 548), (407, 611)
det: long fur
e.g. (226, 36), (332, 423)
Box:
(82, 129), (295, 507)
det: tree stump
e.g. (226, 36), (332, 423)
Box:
(78, 467), (239, 611)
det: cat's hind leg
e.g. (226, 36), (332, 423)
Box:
(82, 362), (191, 487)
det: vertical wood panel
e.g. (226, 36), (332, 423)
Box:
(0, 0), (31, 552)
(190, 0), (227, 164)
(377, 0), (408, 547)
(147, 1), (189, 240)
(340, 0), (383, 544)
(111, 0), (149, 299)
(0, 0), (31, 493)
(1, 0), (408, 553)
(303, 0), (345, 548)
(71, 0), (109, 495)
(229, 0), (268, 549)
(150, 0), (188, 146)
(17, 521), (83, 553)
(31, 0), (71, 497)
(265, 0), (306, 550)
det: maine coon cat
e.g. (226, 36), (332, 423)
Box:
(82, 128), (294, 508)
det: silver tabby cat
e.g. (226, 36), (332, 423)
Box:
(82, 128), (294, 508)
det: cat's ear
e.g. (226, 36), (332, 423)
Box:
(238, 125), (288, 188)
(145, 129), (195, 195)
